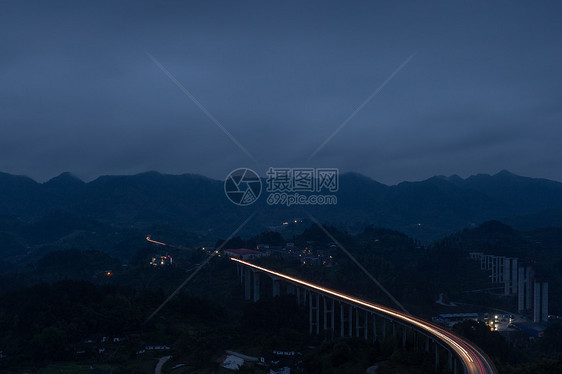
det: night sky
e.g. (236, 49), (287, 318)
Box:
(2, 1), (561, 184)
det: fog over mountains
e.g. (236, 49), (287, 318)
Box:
(1, 169), (562, 241)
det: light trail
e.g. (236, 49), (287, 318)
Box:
(146, 236), (167, 246)
(231, 258), (497, 374)
(145, 212), (257, 324)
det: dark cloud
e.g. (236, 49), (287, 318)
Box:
(1, 1), (561, 184)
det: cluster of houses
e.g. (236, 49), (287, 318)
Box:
(149, 254), (173, 267)
(136, 345), (172, 355)
(224, 241), (335, 267)
(220, 349), (303, 373)
(431, 313), (483, 328)
(74, 335), (129, 357)
(72, 334), (172, 358)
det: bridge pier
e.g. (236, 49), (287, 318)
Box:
(237, 264), (243, 282)
(323, 297), (335, 336)
(355, 309), (368, 339)
(372, 314), (377, 341)
(252, 270), (260, 302)
(402, 325), (407, 348)
(435, 342), (439, 370)
(286, 284), (296, 296)
(272, 277), (280, 297)
(340, 303), (345, 337)
(244, 268), (251, 301)
(340, 303), (353, 337)
(364, 311), (369, 339)
(454, 357), (459, 374)
(348, 304), (353, 337)
(448, 350), (453, 372)
(309, 293), (320, 334)
(382, 318), (386, 338)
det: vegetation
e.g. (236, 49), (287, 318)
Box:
(0, 216), (561, 372)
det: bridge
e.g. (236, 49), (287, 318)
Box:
(232, 257), (497, 374)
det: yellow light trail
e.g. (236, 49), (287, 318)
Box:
(231, 257), (496, 374)
(146, 236), (167, 246)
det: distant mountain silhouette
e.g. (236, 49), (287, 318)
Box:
(1, 170), (562, 241)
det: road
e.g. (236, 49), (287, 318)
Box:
(155, 355), (171, 374)
(146, 235), (189, 250)
(146, 236), (167, 246)
(231, 258), (497, 374)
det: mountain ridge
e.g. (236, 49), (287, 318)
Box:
(1, 169), (562, 241)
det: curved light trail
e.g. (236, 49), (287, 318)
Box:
(146, 236), (167, 246)
(231, 258), (497, 374)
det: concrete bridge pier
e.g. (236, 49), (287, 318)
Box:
(323, 297), (335, 337)
(454, 357), (459, 374)
(340, 303), (345, 337)
(372, 314), (377, 342)
(237, 264), (243, 282)
(355, 309), (368, 339)
(272, 277), (280, 297)
(309, 293), (320, 334)
(244, 268), (251, 301)
(286, 284), (296, 296)
(363, 311), (369, 339)
(252, 270), (260, 302)
(340, 303), (353, 337)
(348, 304), (353, 337)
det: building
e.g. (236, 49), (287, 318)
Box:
(224, 248), (267, 260)
(518, 265), (534, 313)
(503, 257), (518, 295)
(432, 313), (480, 327)
(221, 355), (245, 370)
(533, 281), (549, 323)
(150, 255), (173, 266)
(469, 253), (549, 321)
